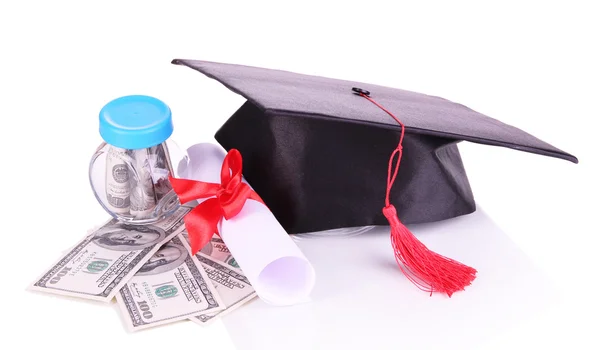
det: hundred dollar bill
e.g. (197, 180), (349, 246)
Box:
(115, 234), (224, 331)
(29, 206), (191, 302)
(106, 146), (131, 214)
(147, 144), (173, 201)
(181, 233), (257, 325)
(197, 235), (242, 271)
(130, 148), (158, 219)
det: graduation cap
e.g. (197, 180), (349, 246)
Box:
(172, 58), (578, 296)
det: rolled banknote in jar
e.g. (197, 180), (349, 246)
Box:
(105, 146), (131, 214)
(183, 143), (316, 306)
(148, 143), (174, 201)
(130, 148), (158, 219)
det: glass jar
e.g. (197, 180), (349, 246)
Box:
(89, 95), (189, 224)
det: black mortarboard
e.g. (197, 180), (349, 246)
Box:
(172, 58), (578, 295)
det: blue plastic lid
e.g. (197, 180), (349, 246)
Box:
(99, 95), (173, 149)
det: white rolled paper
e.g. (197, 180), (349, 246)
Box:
(184, 143), (316, 306)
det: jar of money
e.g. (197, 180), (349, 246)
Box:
(88, 95), (189, 224)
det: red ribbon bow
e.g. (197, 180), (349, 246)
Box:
(168, 149), (263, 255)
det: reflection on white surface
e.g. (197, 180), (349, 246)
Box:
(220, 206), (560, 350)
(291, 226), (377, 240)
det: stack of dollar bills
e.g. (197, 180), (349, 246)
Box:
(28, 205), (257, 331)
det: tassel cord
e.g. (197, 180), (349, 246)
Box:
(357, 93), (406, 207)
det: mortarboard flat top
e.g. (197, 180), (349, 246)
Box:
(172, 58), (577, 234)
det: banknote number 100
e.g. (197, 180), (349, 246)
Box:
(137, 301), (153, 319)
(49, 267), (71, 284)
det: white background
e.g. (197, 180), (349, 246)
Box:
(1, 1), (598, 349)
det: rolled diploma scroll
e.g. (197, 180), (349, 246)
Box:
(185, 143), (316, 306)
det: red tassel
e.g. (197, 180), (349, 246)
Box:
(355, 88), (477, 296)
(383, 205), (477, 297)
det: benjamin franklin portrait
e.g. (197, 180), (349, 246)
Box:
(136, 243), (188, 276)
(92, 223), (165, 251)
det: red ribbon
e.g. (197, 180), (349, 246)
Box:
(168, 149), (263, 255)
